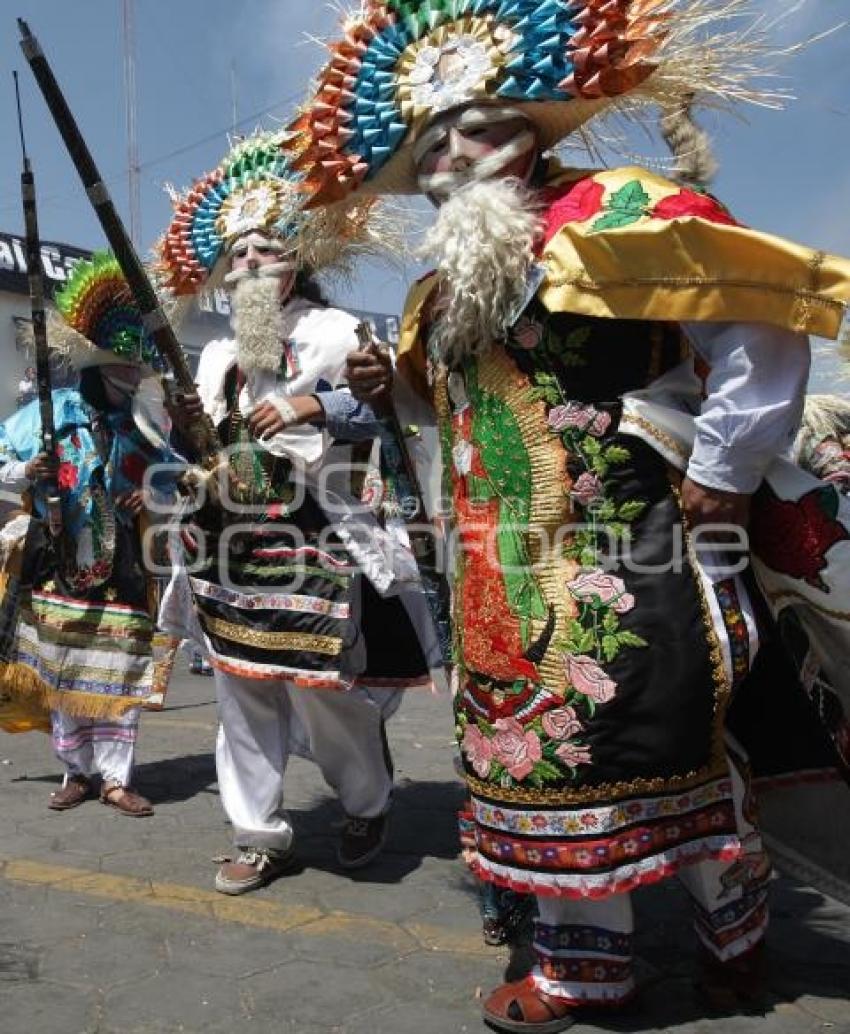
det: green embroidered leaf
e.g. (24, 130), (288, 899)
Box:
(534, 759), (564, 782)
(604, 446), (631, 464)
(602, 610), (620, 634)
(608, 180), (651, 211)
(591, 210), (644, 233)
(578, 629), (596, 654)
(579, 547), (598, 568)
(601, 634), (620, 662)
(594, 500), (617, 522)
(618, 500), (647, 521)
(617, 630), (648, 648)
(582, 437), (602, 456)
(563, 624), (595, 655)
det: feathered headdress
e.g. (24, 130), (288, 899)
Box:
(286, 0), (795, 200)
(157, 129), (396, 296)
(49, 252), (166, 371)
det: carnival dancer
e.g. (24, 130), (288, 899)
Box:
(290, 2), (850, 1028)
(158, 132), (432, 894)
(0, 254), (178, 817)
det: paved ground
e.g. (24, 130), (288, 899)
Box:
(1, 662), (849, 1034)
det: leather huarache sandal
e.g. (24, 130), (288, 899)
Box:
(100, 782), (154, 817)
(48, 774), (92, 811)
(483, 978), (577, 1034)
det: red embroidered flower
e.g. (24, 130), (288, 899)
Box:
(121, 451), (148, 487)
(750, 485), (850, 590)
(57, 462), (78, 490)
(651, 189), (738, 226)
(543, 178), (606, 242)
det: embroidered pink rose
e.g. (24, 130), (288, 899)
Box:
(548, 405), (581, 432)
(462, 724), (494, 779)
(513, 316), (544, 350)
(542, 706), (583, 741)
(587, 410), (611, 437)
(565, 654), (617, 703)
(567, 571), (635, 614)
(555, 741), (593, 767)
(491, 717), (542, 781)
(547, 403), (610, 437)
(571, 472), (604, 507)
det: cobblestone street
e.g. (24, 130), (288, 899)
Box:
(2, 664), (849, 1033)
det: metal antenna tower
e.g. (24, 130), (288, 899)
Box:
(122, 0), (141, 246)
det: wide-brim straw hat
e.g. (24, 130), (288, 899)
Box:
(287, 0), (791, 201)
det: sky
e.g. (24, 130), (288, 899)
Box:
(1, 0), (849, 385)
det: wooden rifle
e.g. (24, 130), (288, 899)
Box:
(17, 19), (221, 469)
(354, 323), (452, 665)
(13, 70), (61, 537)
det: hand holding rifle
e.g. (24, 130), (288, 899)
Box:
(346, 342), (394, 409)
(24, 452), (59, 482)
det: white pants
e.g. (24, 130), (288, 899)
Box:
(530, 742), (770, 1005)
(215, 672), (394, 851)
(50, 709), (139, 787)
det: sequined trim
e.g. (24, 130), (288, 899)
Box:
(200, 614), (343, 656)
(190, 577), (350, 619)
(618, 412), (689, 462)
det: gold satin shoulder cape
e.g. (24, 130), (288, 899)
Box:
(398, 165), (850, 396)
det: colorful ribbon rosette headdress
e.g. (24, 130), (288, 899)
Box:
(286, 0), (792, 200)
(157, 129), (391, 297)
(49, 252), (166, 372)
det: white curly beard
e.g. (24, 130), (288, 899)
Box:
(231, 275), (285, 375)
(419, 178), (543, 368)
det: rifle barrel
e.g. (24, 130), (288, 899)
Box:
(18, 19), (220, 463)
(15, 68), (62, 534)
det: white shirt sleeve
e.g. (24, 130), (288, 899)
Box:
(682, 322), (810, 494)
(0, 460), (31, 493)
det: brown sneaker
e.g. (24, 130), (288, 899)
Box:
(48, 775), (92, 811)
(100, 783), (154, 817)
(215, 848), (296, 895)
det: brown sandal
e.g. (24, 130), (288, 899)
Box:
(100, 783), (154, 817)
(48, 775), (92, 811)
(483, 978), (577, 1034)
